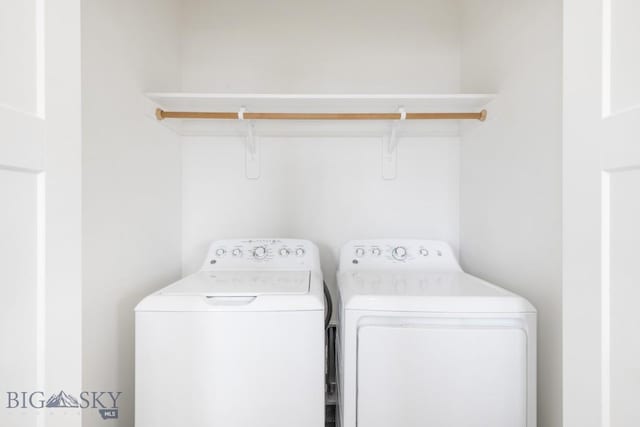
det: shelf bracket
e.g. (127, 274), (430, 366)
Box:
(239, 107), (260, 179)
(382, 107), (405, 180)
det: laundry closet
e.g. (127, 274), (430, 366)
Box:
(80, 1), (562, 426)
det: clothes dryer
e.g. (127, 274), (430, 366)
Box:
(336, 239), (536, 427)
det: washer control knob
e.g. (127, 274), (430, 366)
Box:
(232, 248), (243, 257)
(419, 248), (429, 256)
(253, 246), (267, 259)
(392, 246), (407, 261)
(371, 247), (381, 256)
(295, 248), (305, 257)
(215, 248), (226, 256)
(279, 248), (290, 257)
(355, 248), (365, 257)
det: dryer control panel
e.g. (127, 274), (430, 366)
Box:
(339, 239), (461, 272)
(202, 239), (321, 272)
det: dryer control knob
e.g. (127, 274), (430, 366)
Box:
(392, 246), (407, 260)
(419, 248), (429, 256)
(253, 246), (267, 259)
(279, 248), (290, 257)
(295, 248), (305, 257)
(371, 247), (381, 256)
(355, 248), (365, 257)
(215, 248), (226, 256)
(232, 248), (243, 257)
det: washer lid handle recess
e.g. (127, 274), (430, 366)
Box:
(205, 296), (257, 306)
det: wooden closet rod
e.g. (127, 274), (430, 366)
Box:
(155, 108), (488, 121)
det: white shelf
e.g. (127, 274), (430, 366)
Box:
(147, 92), (495, 113)
(145, 92), (496, 137)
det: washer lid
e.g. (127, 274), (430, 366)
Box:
(159, 271), (310, 297)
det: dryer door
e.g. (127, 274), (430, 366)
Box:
(357, 324), (528, 427)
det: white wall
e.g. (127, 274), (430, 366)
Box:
(81, 1), (182, 426)
(459, 1), (563, 426)
(179, 0), (462, 93)
(181, 136), (461, 288)
(178, 0), (464, 293)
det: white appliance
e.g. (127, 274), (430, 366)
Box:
(336, 239), (536, 427)
(135, 239), (325, 427)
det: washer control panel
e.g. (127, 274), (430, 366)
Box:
(339, 239), (461, 272)
(203, 239), (318, 271)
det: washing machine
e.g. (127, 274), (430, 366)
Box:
(336, 239), (536, 427)
(135, 239), (325, 427)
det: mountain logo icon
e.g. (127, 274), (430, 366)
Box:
(45, 390), (80, 408)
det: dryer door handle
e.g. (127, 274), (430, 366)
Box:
(204, 296), (257, 306)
